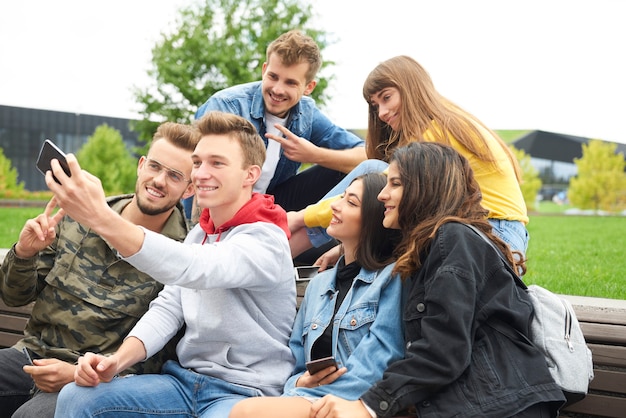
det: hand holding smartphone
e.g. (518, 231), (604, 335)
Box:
(36, 139), (71, 184)
(305, 356), (338, 375)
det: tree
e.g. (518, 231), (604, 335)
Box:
(0, 146), (25, 198)
(132, 0), (331, 145)
(568, 139), (626, 212)
(510, 145), (542, 211)
(76, 125), (138, 195)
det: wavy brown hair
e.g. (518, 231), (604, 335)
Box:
(389, 142), (525, 279)
(266, 30), (322, 83)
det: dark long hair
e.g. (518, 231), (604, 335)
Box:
(352, 172), (401, 271)
(389, 142), (525, 278)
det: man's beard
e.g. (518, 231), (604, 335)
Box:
(135, 184), (176, 216)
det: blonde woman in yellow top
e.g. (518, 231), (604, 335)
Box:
(289, 55), (528, 266)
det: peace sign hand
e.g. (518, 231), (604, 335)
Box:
(15, 197), (65, 258)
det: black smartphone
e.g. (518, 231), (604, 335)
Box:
(22, 346), (34, 365)
(295, 265), (319, 281)
(305, 356), (337, 375)
(36, 139), (71, 184)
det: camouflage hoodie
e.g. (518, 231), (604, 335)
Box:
(0, 195), (188, 373)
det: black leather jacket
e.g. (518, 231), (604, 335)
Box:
(361, 222), (565, 417)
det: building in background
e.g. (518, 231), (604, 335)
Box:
(513, 130), (626, 201)
(0, 105), (140, 191)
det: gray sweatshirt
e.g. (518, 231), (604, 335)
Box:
(125, 217), (296, 396)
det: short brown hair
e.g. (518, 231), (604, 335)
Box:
(151, 122), (200, 153)
(194, 111), (266, 168)
(266, 30), (322, 82)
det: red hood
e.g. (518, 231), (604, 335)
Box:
(199, 193), (290, 241)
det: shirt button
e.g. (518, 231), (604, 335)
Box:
(406, 341), (412, 349)
(416, 302), (425, 312)
(422, 400), (431, 407)
(311, 324), (318, 330)
(350, 318), (357, 326)
(379, 401), (389, 411)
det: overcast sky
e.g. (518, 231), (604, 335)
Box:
(1, 0), (625, 144)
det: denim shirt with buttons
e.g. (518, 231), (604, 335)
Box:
(282, 261), (404, 400)
(195, 81), (365, 192)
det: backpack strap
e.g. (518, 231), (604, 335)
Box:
(463, 223), (526, 289)
(462, 223), (532, 344)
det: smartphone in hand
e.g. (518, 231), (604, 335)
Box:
(305, 356), (337, 375)
(22, 347), (35, 365)
(295, 265), (320, 281)
(36, 139), (71, 184)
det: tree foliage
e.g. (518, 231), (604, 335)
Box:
(131, 0), (331, 145)
(0, 147), (25, 198)
(510, 145), (542, 211)
(568, 139), (626, 212)
(76, 125), (138, 195)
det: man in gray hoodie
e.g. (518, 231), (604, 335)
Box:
(49, 111), (296, 417)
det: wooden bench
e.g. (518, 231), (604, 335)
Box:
(559, 296), (626, 418)
(2, 253), (625, 417)
(0, 299), (33, 349)
(0, 249), (35, 349)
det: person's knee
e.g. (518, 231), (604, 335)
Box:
(355, 159), (389, 173)
(55, 383), (95, 416)
(228, 399), (255, 418)
(12, 392), (57, 418)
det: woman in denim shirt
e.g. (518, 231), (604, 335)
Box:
(229, 173), (404, 418)
(312, 143), (565, 418)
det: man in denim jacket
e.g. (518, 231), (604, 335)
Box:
(194, 30), (366, 212)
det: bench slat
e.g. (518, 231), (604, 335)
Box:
(0, 331), (22, 349)
(580, 322), (626, 345)
(574, 309), (626, 326)
(562, 392), (626, 418)
(0, 300), (34, 316)
(588, 343), (626, 368)
(588, 369), (626, 395)
(0, 313), (28, 332)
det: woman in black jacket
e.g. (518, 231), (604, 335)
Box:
(311, 142), (565, 418)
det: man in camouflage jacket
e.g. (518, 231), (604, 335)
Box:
(0, 122), (198, 418)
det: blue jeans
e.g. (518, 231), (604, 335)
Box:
(488, 218), (529, 255)
(0, 347), (37, 417)
(307, 159), (389, 247)
(54, 361), (262, 418)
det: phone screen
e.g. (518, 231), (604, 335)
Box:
(295, 266), (319, 281)
(36, 139), (71, 183)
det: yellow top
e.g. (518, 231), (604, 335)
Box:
(304, 125), (528, 228)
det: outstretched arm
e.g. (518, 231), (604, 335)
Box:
(46, 154), (145, 257)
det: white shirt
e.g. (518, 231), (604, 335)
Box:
(254, 112), (288, 194)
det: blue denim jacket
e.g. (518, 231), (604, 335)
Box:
(195, 82), (365, 191)
(282, 261), (404, 400)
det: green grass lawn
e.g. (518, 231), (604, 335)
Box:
(1, 205), (624, 300)
(525, 215), (626, 299)
(0, 206), (47, 248)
